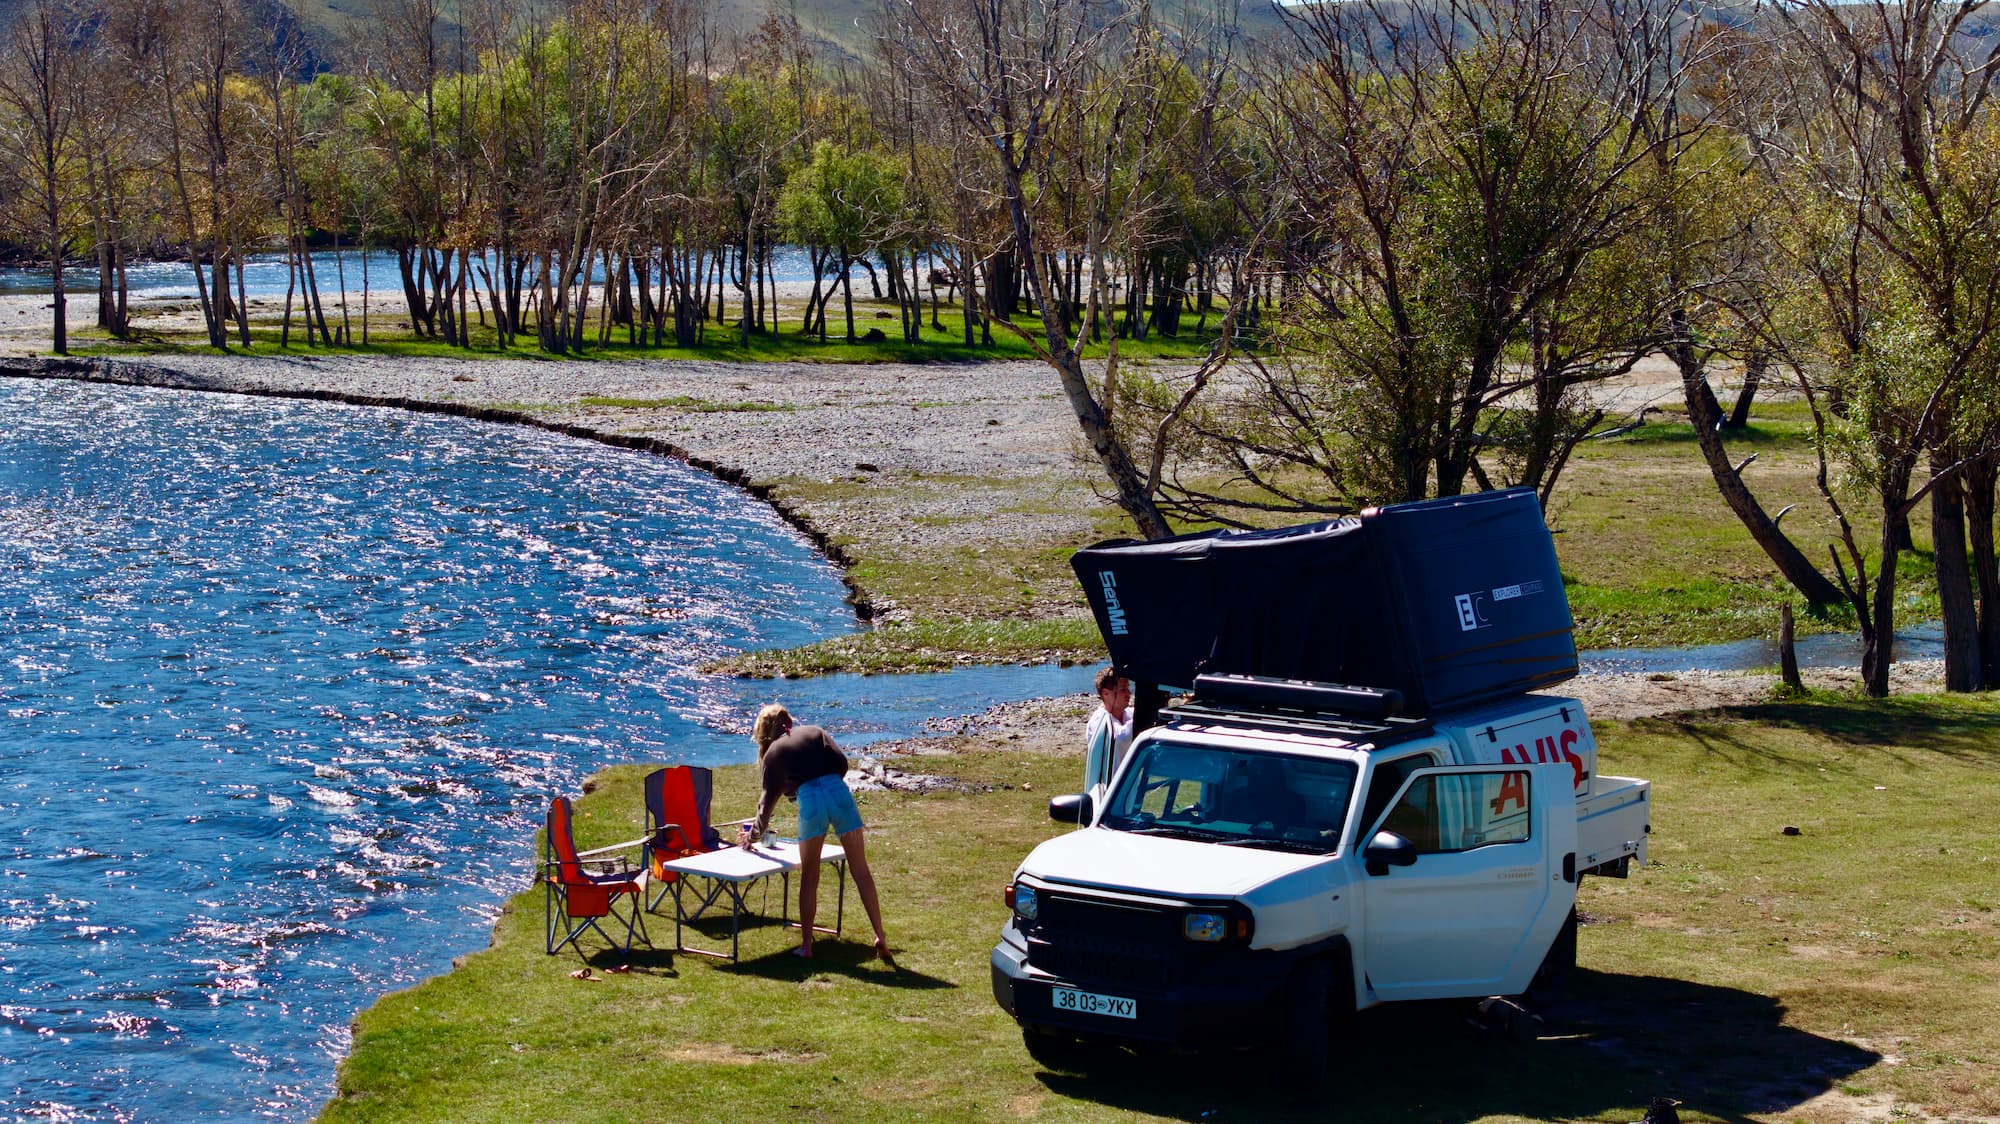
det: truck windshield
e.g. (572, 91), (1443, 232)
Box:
(1098, 740), (1356, 854)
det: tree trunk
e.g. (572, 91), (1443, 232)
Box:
(1969, 454), (2000, 686)
(1861, 458), (1916, 698)
(49, 250), (65, 356)
(1863, 519), (1899, 698)
(398, 245), (431, 337)
(1933, 460), (1982, 691)
(1726, 350), (1765, 430)
(841, 255), (856, 343)
(1000, 186), (1170, 540)
(1779, 602), (1802, 691)
(280, 239), (298, 346)
(232, 249), (250, 346)
(1675, 328), (1844, 604)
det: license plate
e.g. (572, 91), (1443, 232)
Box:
(1051, 986), (1136, 1019)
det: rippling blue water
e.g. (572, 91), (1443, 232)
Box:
(0, 246), (827, 300)
(0, 379), (1091, 1121)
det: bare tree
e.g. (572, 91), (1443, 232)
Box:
(1758, 0), (2000, 694)
(888, 0), (1246, 539)
(1224, 0), (1696, 513)
(0, 0), (83, 354)
(72, 9), (149, 339)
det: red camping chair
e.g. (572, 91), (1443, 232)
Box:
(542, 795), (648, 957)
(641, 766), (733, 914)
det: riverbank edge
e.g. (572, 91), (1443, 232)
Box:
(0, 355), (877, 621)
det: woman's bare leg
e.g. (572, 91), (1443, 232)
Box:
(836, 827), (891, 959)
(795, 833), (823, 957)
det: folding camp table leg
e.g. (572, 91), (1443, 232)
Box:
(669, 874), (759, 963)
(663, 873), (730, 923)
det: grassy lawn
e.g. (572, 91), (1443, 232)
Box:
(1558, 402), (1939, 651)
(721, 618), (1104, 677)
(324, 693), (2000, 1122)
(66, 302), (1228, 366)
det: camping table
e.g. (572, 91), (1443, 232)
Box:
(653, 840), (846, 963)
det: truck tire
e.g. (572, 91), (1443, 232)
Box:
(1526, 907), (1578, 999)
(1277, 957), (1346, 1089)
(1021, 1026), (1097, 1072)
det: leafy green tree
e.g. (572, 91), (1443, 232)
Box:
(1759, 0), (2000, 694)
(777, 139), (904, 342)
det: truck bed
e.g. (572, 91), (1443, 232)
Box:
(1576, 774), (1649, 874)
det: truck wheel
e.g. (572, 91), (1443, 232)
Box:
(1278, 959), (1333, 1089)
(1021, 1026), (1096, 1072)
(1527, 908), (1578, 999)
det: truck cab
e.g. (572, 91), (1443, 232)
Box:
(990, 682), (1649, 1068)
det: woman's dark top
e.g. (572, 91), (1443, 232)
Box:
(754, 725), (848, 833)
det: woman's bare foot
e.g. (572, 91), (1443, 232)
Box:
(873, 937), (895, 965)
(792, 943), (813, 959)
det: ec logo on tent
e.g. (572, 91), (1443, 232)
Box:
(1454, 593), (1488, 632)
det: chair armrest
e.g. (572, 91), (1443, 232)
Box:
(576, 836), (647, 859)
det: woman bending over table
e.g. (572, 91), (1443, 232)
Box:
(746, 704), (892, 962)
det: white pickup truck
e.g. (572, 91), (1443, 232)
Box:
(990, 674), (1650, 1072)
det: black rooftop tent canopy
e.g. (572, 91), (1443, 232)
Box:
(1068, 488), (1578, 715)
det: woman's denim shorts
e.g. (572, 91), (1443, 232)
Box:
(796, 773), (864, 839)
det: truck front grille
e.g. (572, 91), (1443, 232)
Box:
(1024, 891), (1181, 990)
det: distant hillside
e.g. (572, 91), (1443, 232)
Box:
(0, 0), (1300, 72)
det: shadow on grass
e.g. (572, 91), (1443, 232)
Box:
(576, 943), (679, 979)
(729, 934), (954, 991)
(1636, 696), (2000, 767)
(644, 909), (955, 990)
(1031, 970), (1878, 1122)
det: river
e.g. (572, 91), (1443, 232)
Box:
(0, 378), (1088, 1120)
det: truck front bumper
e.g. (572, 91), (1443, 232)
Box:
(990, 924), (1294, 1050)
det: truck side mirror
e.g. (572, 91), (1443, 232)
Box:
(1049, 793), (1093, 824)
(1363, 830), (1418, 876)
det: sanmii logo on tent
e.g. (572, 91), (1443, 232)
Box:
(1099, 571), (1128, 635)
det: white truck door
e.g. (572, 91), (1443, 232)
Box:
(1357, 762), (1579, 1002)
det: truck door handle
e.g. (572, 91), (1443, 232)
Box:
(1561, 852), (1577, 883)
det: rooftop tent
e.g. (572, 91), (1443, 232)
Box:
(1357, 488), (1577, 710)
(1203, 517), (1377, 687)
(1067, 489), (1577, 714)
(1069, 525), (1222, 692)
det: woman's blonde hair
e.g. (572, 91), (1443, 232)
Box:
(751, 703), (793, 761)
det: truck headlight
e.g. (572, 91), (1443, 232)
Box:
(1012, 884), (1040, 921)
(1183, 912), (1227, 942)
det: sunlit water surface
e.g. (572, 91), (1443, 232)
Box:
(0, 379), (1089, 1120)
(0, 246), (825, 300)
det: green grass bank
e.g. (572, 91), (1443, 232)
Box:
(323, 694), (2000, 1123)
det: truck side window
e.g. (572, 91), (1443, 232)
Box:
(1360, 753), (1437, 836)
(1381, 771), (1533, 854)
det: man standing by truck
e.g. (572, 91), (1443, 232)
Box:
(1081, 668), (1132, 805)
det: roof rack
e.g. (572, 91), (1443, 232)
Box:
(1160, 699), (1433, 743)
(1158, 676), (1435, 742)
